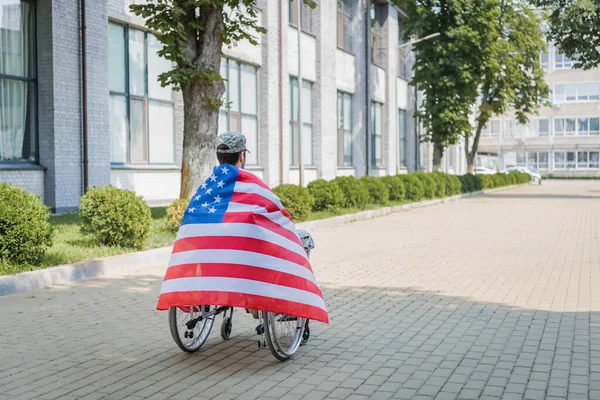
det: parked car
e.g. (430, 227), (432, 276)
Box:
(503, 166), (542, 184)
(475, 167), (496, 175)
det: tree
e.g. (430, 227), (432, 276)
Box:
(536, 0), (600, 69)
(465, 0), (550, 172)
(130, 1), (314, 199)
(397, 0), (497, 171)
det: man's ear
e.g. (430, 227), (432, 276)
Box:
(239, 152), (245, 164)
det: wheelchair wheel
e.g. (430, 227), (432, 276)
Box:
(263, 311), (306, 361)
(169, 305), (215, 353)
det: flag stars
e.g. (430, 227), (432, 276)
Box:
(217, 181), (225, 189)
(201, 202), (209, 208)
(194, 195), (202, 201)
(201, 182), (207, 189)
(206, 188), (213, 195)
(208, 206), (217, 214)
(221, 166), (229, 175)
(209, 174), (217, 182)
(214, 195), (222, 203)
(187, 207), (196, 214)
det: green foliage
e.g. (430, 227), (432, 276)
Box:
(272, 184), (314, 222)
(166, 198), (190, 233)
(380, 176), (406, 201)
(538, 0), (600, 70)
(412, 172), (437, 199)
(459, 174), (482, 193)
(79, 186), (152, 248)
(398, 175), (425, 202)
(307, 179), (345, 211)
(333, 176), (370, 209)
(360, 176), (390, 205)
(0, 184), (53, 265)
(479, 174), (494, 189)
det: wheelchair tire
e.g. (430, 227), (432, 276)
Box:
(263, 311), (306, 361)
(169, 305), (215, 353)
(221, 316), (232, 340)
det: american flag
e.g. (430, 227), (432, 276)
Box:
(156, 165), (328, 324)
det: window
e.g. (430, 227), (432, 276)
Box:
(554, 117), (600, 136)
(567, 152), (576, 168)
(504, 119), (526, 138)
(399, 109), (407, 166)
(540, 48), (549, 70)
(289, 0), (315, 35)
(218, 59), (258, 165)
(337, 92), (352, 166)
(531, 119), (549, 137)
(554, 152), (565, 169)
(370, 3), (385, 67)
(554, 48), (576, 69)
(0, 0), (36, 163)
(516, 152), (527, 167)
(554, 83), (600, 103)
(397, 19), (408, 79)
(337, 0), (352, 52)
(109, 24), (175, 165)
(290, 77), (313, 166)
(554, 118), (576, 136)
(528, 152), (548, 171)
(483, 119), (501, 138)
(591, 152), (600, 168)
(371, 101), (383, 167)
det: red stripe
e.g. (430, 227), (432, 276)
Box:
(222, 212), (302, 246)
(162, 263), (322, 298)
(231, 192), (281, 213)
(238, 170), (270, 190)
(171, 236), (311, 270)
(156, 290), (329, 323)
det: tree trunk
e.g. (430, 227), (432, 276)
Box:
(466, 116), (487, 175)
(432, 143), (444, 172)
(466, 152), (476, 174)
(179, 6), (225, 199)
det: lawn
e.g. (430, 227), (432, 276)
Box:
(0, 207), (176, 276)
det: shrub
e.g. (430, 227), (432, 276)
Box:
(333, 176), (370, 209)
(360, 176), (390, 205)
(79, 186), (152, 248)
(479, 175), (493, 190)
(430, 172), (448, 198)
(398, 175), (425, 202)
(492, 173), (507, 188)
(166, 198), (189, 233)
(380, 176), (406, 201)
(0, 184), (53, 265)
(307, 179), (345, 211)
(272, 184), (314, 222)
(412, 172), (437, 199)
(459, 174), (482, 193)
(447, 174), (462, 196)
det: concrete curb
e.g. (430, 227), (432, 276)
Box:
(0, 184), (520, 296)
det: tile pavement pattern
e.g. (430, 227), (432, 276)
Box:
(1, 181), (600, 400)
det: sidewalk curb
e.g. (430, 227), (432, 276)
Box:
(0, 184), (521, 296)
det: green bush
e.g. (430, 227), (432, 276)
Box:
(272, 184), (314, 222)
(430, 172), (448, 198)
(0, 184), (53, 265)
(398, 175), (425, 201)
(307, 179), (345, 211)
(459, 174), (482, 193)
(79, 186), (152, 248)
(412, 172), (437, 199)
(492, 173), (507, 188)
(447, 174), (462, 195)
(380, 176), (406, 201)
(478, 175), (493, 189)
(166, 198), (189, 233)
(333, 176), (370, 209)
(360, 176), (390, 205)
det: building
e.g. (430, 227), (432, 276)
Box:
(0, 0), (422, 213)
(477, 44), (600, 177)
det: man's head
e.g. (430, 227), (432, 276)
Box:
(216, 131), (248, 168)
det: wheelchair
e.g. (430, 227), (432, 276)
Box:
(168, 230), (315, 361)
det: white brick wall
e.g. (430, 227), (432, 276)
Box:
(0, 170), (45, 202)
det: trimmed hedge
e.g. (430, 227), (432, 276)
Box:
(308, 179), (344, 211)
(398, 175), (425, 202)
(380, 176), (406, 201)
(166, 198), (190, 233)
(413, 172), (437, 199)
(333, 176), (370, 209)
(272, 184), (314, 222)
(360, 176), (390, 205)
(79, 186), (152, 248)
(0, 184), (53, 265)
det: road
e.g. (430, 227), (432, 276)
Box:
(1, 180), (600, 400)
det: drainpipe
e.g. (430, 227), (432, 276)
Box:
(279, 2), (284, 185)
(365, 1), (371, 176)
(80, 0), (89, 192)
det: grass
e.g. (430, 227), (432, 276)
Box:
(306, 200), (411, 221)
(0, 207), (177, 276)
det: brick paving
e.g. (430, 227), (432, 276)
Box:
(2, 180), (600, 400)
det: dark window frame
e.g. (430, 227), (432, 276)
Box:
(289, 0), (316, 36)
(290, 76), (314, 167)
(337, 91), (352, 167)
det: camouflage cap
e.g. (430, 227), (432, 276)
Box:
(216, 131), (249, 154)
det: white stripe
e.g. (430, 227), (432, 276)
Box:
(226, 202), (268, 214)
(264, 211), (297, 232)
(234, 181), (284, 210)
(168, 249), (316, 283)
(176, 223), (307, 260)
(159, 276), (326, 311)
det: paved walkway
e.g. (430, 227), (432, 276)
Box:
(2, 181), (600, 400)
